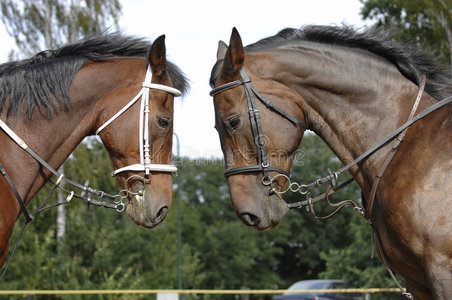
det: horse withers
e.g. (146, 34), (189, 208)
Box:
(0, 33), (188, 268)
(209, 26), (452, 299)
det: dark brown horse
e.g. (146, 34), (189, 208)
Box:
(210, 26), (452, 299)
(0, 33), (188, 268)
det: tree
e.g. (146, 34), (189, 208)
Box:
(176, 135), (373, 299)
(0, 135), (399, 299)
(360, 0), (452, 65)
(0, 0), (122, 57)
(272, 134), (364, 286)
(0, 0), (122, 253)
(319, 220), (402, 300)
(0, 139), (205, 300)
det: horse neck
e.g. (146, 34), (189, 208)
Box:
(2, 58), (144, 203)
(259, 44), (424, 189)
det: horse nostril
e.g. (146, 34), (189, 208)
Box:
(156, 206), (168, 222)
(240, 213), (260, 226)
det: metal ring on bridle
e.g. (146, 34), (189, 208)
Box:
(143, 172), (152, 181)
(125, 174), (150, 196)
(288, 182), (309, 195)
(117, 189), (129, 199)
(115, 201), (126, 213)
(261, 176), (272, 186)
(328, 168), (338, 186)
(65, 191), (74, 202)
(269, 173), (291, 194)
(298, 184), (309, 195)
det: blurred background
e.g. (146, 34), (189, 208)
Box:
(0, 0), (450, 299)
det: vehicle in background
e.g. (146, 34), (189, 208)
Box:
(272, 279), (367, 300)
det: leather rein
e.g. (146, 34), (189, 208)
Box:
(210, 69), (452, 219)
(211, 69), (452, 300)
(0, 65), (181, 280)
(0, 65), (181, 216)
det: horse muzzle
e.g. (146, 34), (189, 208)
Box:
(125, 179), (171, 229)
(228, 176), (289, 231)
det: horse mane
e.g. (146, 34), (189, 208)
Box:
(245, 25), (452, 101)
(0, 32), (188, 119)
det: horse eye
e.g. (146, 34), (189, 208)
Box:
(157, 116), (170, 128)
(227, 116), (241, 131)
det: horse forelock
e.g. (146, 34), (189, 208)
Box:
(209, 59), (224, 90)
(245, 25), (452, 101)
(0, 32), (189, 119)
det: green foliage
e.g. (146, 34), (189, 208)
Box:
(0, 0), (122, 57)
(0, 1), (426, 297)
(271, 134), (361, 283)
(0, 140), (204, 300)
(360, 0), (452, 65)
(319, 220), (403, 300)
(0, 135), (402, 299)
(176, 158), (286, 299)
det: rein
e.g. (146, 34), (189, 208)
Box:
(211, 69), (452, 216)
(211, 70), (452, 299)
(0, 65), (182, 280)
(0, 118), (123, 210)
(284, 76), (452, 216)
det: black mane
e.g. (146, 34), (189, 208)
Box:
(246, 25), (452, 100)
(0, 32), (188, 119)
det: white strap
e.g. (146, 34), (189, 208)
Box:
(112, 164), (177, 176)
(142, 80), (150, 173)
(96, 88), (144, 135)
(142, 82), (181, 96)
(0, 119), (28, 149)
(96, 67), (181, 135)
(96, 66), (181, 176)
(141, 66), (181, 95)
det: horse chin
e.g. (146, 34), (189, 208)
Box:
(250, 192), (288, 232)
(125, 189), (170, 229)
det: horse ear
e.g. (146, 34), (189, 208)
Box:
(221, 27), (244, 80)
(149, 34), (167, 78)
(216, 40), (228, 61)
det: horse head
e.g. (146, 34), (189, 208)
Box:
(210, 28), (306, 231)
(96, 35), (182, 228)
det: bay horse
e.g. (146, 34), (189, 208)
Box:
(209, 26), (452, 299)
(0, 33), (188, 268)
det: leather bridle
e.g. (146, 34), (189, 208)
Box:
(96, 66), (181, 178)
(210, 67), (307, 184)
(211, 66), (452, 300)
(211, 68), (452, 211)
(210, 69), (452, 300)
(0, 64), (182, 221)
(0, 64), (182, 280)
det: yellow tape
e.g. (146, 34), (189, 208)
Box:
(0, 288), (403, 295)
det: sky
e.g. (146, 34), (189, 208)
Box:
(0, 0), (372, 158)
